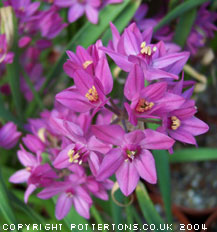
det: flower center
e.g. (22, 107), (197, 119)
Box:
(66, 190), (74, 198)
(171, 116), (181, 130)
(26, 167), (31, 172)
(136, 99), (154, 113)
(19, 7), (25, 12)
(68, 149), (82, 164)
(125, 149), (137, 161)
(83, 60), (93, 69)
(85, 86), (99, 102)
(140, 41), (157, 56)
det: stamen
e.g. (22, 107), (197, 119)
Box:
(82, 60), (93, 69)
(140, 41), (157, 56)
(38, 128), (46, 143)
(26, 167), (31, 172)
(136, 99), (154, 113)
(85, 86), (99, 102)
(171, 116), (181, 130)
(68, 149), (80, 163)
(66, 192), (73, 198)
(126, 150), (137, 160)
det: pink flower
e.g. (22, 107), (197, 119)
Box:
(38, 177), (92, 220)
(0, 122), (21, 149)
(0, 34), (14, 64)
(124, 65), (185, 125)
(55, 0), (101, 24)
(102, 23), (189, 80)
(92, 125), (174, 196)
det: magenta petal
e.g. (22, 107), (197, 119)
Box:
(55, 0), (74, 7)
(181, 117), (209, 136)
(85, 5), (98, 24)
(53, 144), (75, 169)
(134, 150), (157, 184)
(76, 186), (92, 204)
(56, 88), (93, 112)
(141, 82), (167, 101)
(124, 130), (145, 145)
(116, 161), (139, 196)
(9, 169), (30, 183)
(87, 136), (112, 154)
(169, 128), (196, 145)
(100, 47), (133, 72)
(110, 22), (120, 50)
(56, 193), (73, 220)
(38, 183), (67, 199)
(144, 68), (178, 81)
(123, 28), (139, 56)
(124, 64), (144, 101)
(92, 124), (125, 146)
(97, 148), (124, 181)
(17, 149), (37, 167)
(142, 129), (175, 150)
(68, 4), (85, 23)
(95, 57), (113, 95)
(88, 152), (100, 176)
(24, 184), (37, 203)
(73, 195), (90, 219)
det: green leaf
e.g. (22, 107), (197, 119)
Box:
(9, 192), (45, 224)
(90, 206), (107, 230)
(0, 94), (23, 129)
(22, 69), (44, 111)
(173, 8), (197, 47)
(7, 12), (23, 119)
(102, 0), (141, 45)
(169, 148), (217, 163)
(136, 182), (168, 230)
(153, 150), (173, 224)
(0, 169), (18, 229)
(154, 0), (208, 33)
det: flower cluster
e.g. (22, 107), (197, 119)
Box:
(10, 23), (209, 220)
(133, 3), (217, 55)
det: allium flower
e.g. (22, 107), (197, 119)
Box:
(102, 23), (189, 80)
(9, 144), (57, 203)
(0, 122), (21, 149)
(55, 0), (101, 24)
(39, 6), (67, 39)
(124, 64), (185, 125)
(92, 125), (174, 196)
(186, 3), (217, 55)
(38, 176), (92, 220)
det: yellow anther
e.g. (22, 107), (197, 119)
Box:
(140, 41), (146, 48)
(68, 149), (80, 163)
(26, 167), (31, 172)
(38, 128), (46, 143)
(85, 85), (99, 102)
(136, 99), (154, 113)
(126, 150), (137, 160)
(82, 60), (93, 69)
(171, 116), (181, 130)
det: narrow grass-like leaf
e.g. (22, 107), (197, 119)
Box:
(90, 206), (107, 230)
(153, 150), (173, 224)
(0, 169), (18, 229)
(22, 69), (44, 111)
(136, 182), (169, 231)
(0, 94), (23, 129)
(9, 191), (45, 224)
(125, 203), (134, 228)
(6, 12), (23, 119)
(154, 0), (208, 32)
(169, 148), (217, 163)
(102, 0), (141, 45)
(173, 8), (197, 47)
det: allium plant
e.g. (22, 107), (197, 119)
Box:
(9, 22), (209, 220)
(0, 0), (214, 227)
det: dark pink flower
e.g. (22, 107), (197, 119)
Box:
(92, 125), (174, 196)
(0, 122), (21, 149)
